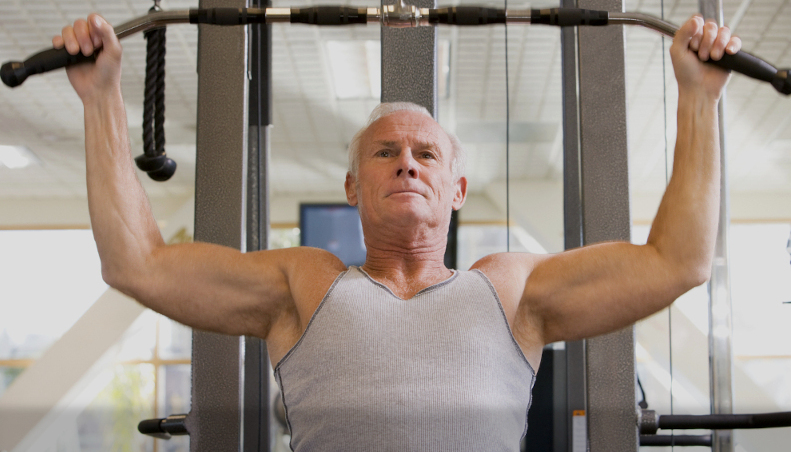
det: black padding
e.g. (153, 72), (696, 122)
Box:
(446, 7), (506, 25)
(531, 8), (609, 26)
(194, 8), (247, 25)
(291, 7), (366, 25)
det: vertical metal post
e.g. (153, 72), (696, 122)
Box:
(562, 0), (636, 450)
(244, 0), (273, 449)
(381, 0), (437, 117)
(699, 0), (735, 450)
(188, 0), (249, 450)
(560, 0), (586, 450)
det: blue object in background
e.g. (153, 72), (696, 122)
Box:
(300, 204), (367, 266)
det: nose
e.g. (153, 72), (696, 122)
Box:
(395, 150), (418, 179)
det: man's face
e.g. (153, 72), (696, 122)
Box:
(345, 111), (467, 231)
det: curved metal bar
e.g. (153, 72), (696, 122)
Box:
(3, 4), (789, 94)
(63, 8), (701, 42)
(608, 12), (678, 38)
(114, 10), (192, 40)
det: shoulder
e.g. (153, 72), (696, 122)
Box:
(246, 246), (346, 273)
(251, 247), (348, 346)
(469, 252), (544, 284)
(469, 252), (546, 314)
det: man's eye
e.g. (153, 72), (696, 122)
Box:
(421, 152), (434, 159)
(378, 150), (390, 157)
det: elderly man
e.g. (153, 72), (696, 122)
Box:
(56, 12), (739, 451)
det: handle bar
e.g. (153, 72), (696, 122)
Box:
(2, 5), (789, 95)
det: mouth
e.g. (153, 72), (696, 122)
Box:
(388, 190), (424, 198)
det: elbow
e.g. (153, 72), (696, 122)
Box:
(692, 264), (712, 287)
(101, 262), (138, 296)
(681, 261), (712, 289)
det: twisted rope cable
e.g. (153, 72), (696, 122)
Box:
(143, 27), (158, 157)
(154, 27), (166, 156)
(143, 27), (166, 158)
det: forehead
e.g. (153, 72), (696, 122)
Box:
(363, 111), (452, 152)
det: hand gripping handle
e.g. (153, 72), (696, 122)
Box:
(1, 47), (95, 88)
(709, 51), (790, 95)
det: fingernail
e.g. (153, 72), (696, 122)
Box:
(93, 16), (101, 28)
(727, 44), (735, 52)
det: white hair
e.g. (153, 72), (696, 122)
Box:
(347, 102), (466, 181)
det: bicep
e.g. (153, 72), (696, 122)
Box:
(121, 242), (297, 339)
(523, 242), (692, 344)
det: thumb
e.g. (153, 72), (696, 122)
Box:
(87, 14), (120, 55)
(672, 15), (703, 55)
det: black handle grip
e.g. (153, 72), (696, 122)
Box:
(531, 8), (609, 26)
(189, 8), (256, 25)
(430, 7), (506, 25)
(709, 51), (790, 95)
(1, 47), (95, 88)
(291, 6), (368, 25)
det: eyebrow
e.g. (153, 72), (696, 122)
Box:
(373, 140), (439, 151)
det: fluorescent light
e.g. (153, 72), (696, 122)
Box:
(326, 41), (378, 99)
(0, 145), (39, 169)
(326, 40), (450, 100)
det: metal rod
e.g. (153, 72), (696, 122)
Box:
(4, 5), (790, 93)
(114, 10), (191, 39)
(607, 12), (677, 37)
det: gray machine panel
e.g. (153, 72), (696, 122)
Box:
(562, 0), (637, 450)
(577, 0), (637, 449)
(381, 0), (438, 117)
(188, 0), (250, 450)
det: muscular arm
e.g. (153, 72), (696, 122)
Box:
(483, 16), (740, 351)
(61, 15), (344, 340)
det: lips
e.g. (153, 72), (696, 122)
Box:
(388, 189), (424, 197)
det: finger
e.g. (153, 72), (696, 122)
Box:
(697, 20), (719, 61)
(61, 25), (80, 55)
(52, 35), (64, 49)
(73, 19), (95, 57)
(710, 26), (731, 60)
(726, 36), (742, 55)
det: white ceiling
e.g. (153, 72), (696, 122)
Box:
(0, 0), (789, 203)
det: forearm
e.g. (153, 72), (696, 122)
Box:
(647, 90), (720, 285)
(83, 88), (164, 288)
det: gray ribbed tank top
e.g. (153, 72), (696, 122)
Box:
(274, 266), (536, 451)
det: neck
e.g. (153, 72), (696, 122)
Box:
(360, 235), (452, 298)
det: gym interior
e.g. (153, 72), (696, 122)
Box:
(0, 0), (790, 451)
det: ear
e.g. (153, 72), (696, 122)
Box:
(345, 172), (358, 206)
(452, 176), (468, 211)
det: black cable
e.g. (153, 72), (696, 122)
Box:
(637, 374), (649, 409)
(659, 1), (673, 449)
